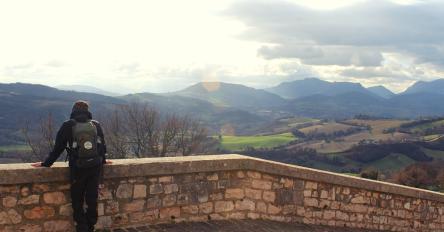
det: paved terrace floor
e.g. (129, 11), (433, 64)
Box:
(98, 220), (384, 232)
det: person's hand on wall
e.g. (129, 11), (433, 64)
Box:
(31, 162), (43, 167)
(105, 160), (113, 164)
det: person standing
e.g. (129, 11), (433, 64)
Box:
(32, 100), (111, 232)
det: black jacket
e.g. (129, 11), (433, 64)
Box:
(42, 110), (107, 167)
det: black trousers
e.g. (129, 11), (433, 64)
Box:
(70, 166), (101, 232)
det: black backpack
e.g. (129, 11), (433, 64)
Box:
(70, 119), (103, 168)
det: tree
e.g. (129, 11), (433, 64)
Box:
(21, 112), (56, 162)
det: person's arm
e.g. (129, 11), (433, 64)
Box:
(40, 122), (70, 167)
(93, 121), (108, 164)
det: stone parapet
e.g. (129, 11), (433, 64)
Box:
(0, 154), (443, 231)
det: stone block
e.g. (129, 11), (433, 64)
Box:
(105, 200), (119, 215)
(43, 192), (66, 205)
(32, 184), (50, 193)
(164, 184), (179, 194)
(225, 188), (244, 199)
(116, 184), (133, 198)
(304, 198), (319, 207)
(246, 171), (262, 179)
(235, 199), (255, 211)
(182, 205), (199, 215)
(18, 224), (42, 232)
(18, 195), (40, 205)
(123, 200), (145, 212)
(162, 194), (177, 207)
(159, 176), (173, 183)
(257, 201), (267, 213)
(133, 184), (147, 198)
(20, 186), (30, 197)
(147, 197), (161, 209)
(6, 209), (21, 224)
(215, 201), (234, 213)
(207, 173), (218, 181)
(199, 202), (213, 214)
(2, 196), (17, 208)
(263, 191), (276, 202)
(59, 203), (73, 216)
(305, 181), (318, 190)
(267, 204), (282, 215)
(245, 188), (262, 200)
(251, 180), (272, 190)
(159, 207), (180, 219)
(43, 220), (71, 232)
(149, 184), (163, 195)
(24, 206), (55, 219)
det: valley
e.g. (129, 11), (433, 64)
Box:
(1, 78), (444, 191)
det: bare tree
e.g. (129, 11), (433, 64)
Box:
(160, 114), (180, 156)
(99, 107), (128, 159)
(21, 112), (56, 162)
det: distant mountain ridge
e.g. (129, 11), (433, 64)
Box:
(168, 82), (286, 110)
(56, 85), (120, 97)
(367, 86), (395, 99)
(403, 79), (444, 95)
(266, 78), (375, 99)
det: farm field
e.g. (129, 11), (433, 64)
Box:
(345, 119), (409, 133)
(299, 122), (355, 134)
(289, 119), (413, 154)
(409, 119), (444, 133)
(256, 117), (320, 135)
(219, 132), (297, 151)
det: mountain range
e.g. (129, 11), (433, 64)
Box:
(1, 78), (444, 144)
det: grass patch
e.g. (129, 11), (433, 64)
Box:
(368, 153), (415, 171)
(422, 148), (444, 160)
(0, 144), (31, 152)
(220, 133), (297, 151)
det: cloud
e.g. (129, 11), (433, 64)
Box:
(226, 0), (444, 67)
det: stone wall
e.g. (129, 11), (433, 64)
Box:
(0, 155), (443, 232)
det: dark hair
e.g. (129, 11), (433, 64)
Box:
(72, 100), (89, 112)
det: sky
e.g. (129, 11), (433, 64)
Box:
(0, 0), (443, 94)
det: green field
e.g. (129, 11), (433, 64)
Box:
(220, 133), (297, 151)
(422, 148), (444, 160)
(0, 144), (31, 152)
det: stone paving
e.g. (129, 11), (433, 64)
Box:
(97, 220), (384, 232)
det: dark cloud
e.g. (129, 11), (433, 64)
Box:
(226, 0), (444, 67)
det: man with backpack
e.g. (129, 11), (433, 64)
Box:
(32, 100), (111, 232)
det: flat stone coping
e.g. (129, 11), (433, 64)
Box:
(1, 154), (443, 203)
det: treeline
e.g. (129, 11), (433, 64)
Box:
(396, 117), (444, 136)
(346, 142), (433, 163)
(392, 162), (444, 191)
(21, 103), (216, 162)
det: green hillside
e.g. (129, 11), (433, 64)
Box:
(219, 133), (297, 151)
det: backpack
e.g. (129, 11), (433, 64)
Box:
(71, 119), (103, 168)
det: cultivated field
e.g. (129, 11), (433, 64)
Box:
(219, 133), (297, 151)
